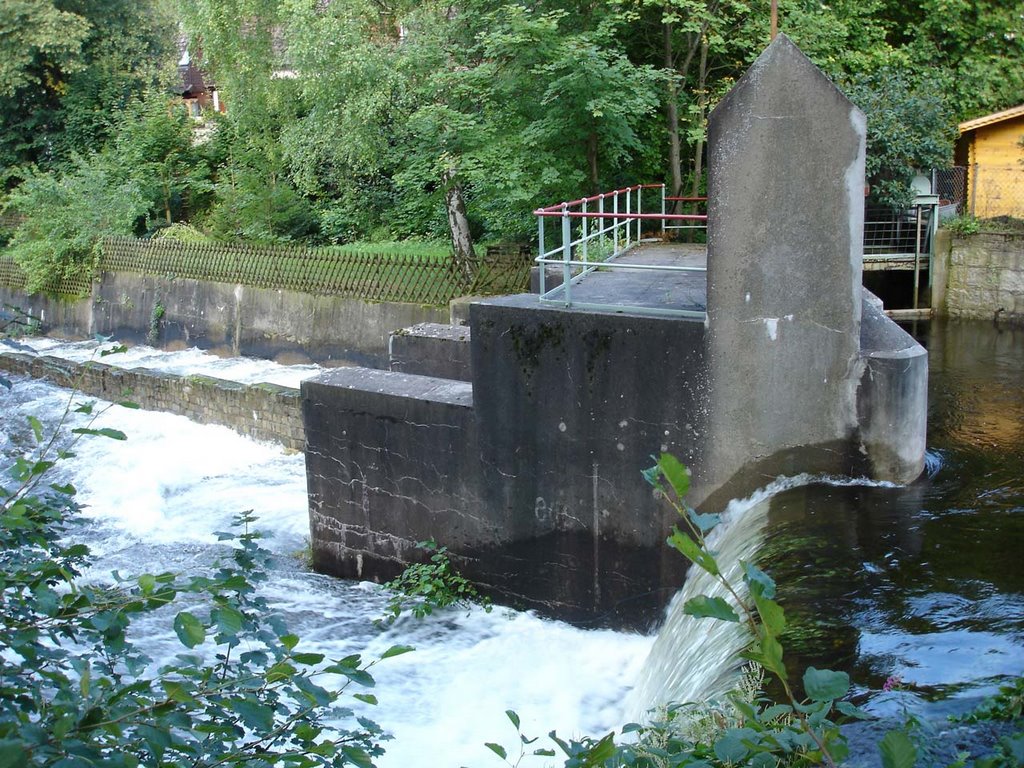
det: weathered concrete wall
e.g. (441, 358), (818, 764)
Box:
(2, 272), (448, 365)
(0, 286), (93, 338)
(305, 300), (702, 625)
(705, 35), (869, 499)
(0, 351), (303, 450)
(389, 323), (472, 381)
(934, 231), (1024, 323)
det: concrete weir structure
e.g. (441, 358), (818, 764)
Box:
(302, 36), (927, 627)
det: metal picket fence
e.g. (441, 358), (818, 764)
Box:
(0, 237), (532, 305)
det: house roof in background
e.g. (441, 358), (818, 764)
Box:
(959, 104), (1024, 134)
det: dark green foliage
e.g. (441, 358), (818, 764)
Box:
(4, 160), (148, 294)
(841, 67), (958, 210)
(381, 540), (491, 624)
(0, 388), (396, 766)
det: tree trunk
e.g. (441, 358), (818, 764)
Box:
(688, 35), (710, 242)
(664, 21), (682, 215)
(443, 167), (476, 284)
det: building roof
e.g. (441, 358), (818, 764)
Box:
(959, 104), (1024, 134)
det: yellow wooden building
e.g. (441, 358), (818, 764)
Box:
(955, 104), (1024, 218)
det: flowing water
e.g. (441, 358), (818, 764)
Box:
(2, 318), (1023, 764)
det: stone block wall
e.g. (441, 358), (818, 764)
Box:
(940, 231), (1024, 322)
(0, 352), (303, 450)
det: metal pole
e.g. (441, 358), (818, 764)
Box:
(625, 188), (632, 250)
(538, 215), (545, 296)
(582, 199), (589, 263)
(661, 185), (666, 239)
(598, 194), (605, 257)
(636, 187), (642, 244)
(913, 204), (922, 310)
(561, 204), (572, 307)
(613, 193), (619, 255)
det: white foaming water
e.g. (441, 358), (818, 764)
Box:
(626, 483), (776, 718)
(4, 337), (322, 388)
(1, 368), (652, 768)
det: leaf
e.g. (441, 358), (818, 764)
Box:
(836, 700), (873, 720)
(803, 667), (850, 702)
(658, 453), (690, 499)
(353, 693), (378, 705)
(292, 652), (325, 665)
(71, 427), (127, 441)
(683, 595), (740, 622)
(506, 709), (520, 730)
(742, 561), (776, 599)
(582, 733), (616, 765)
(230, 699), (275, 731)
(485, 743), (507, 760)
(687, 508), (721, 534)
(750, 635), (786, 681)
(667, 528), (719, 576)
(753, 593), (786, 636)
(341, 747), (375, 768)
(118, 400), (141, 409)
(27, 415), (43, 443)
(381, 644), (415, 659)
(173, 611), (205, 648)
(879, 730), (917, 768)
(280, 633), (299, 650)
(138, 724), (172, 761)
(211, 606), (244, 636)
(714, 732), (749, 763)
(161, 680), (196, 704)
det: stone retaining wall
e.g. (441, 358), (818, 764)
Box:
(0, 352), (303, 451)
(934, 230), (1024, 323)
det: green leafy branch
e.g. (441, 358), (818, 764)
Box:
(379, 539), (491, 625)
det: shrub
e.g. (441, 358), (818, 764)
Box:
(0, 380), (407, 766)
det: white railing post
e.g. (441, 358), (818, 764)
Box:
(661, 184), (666, 238)
(636, 186), (643, 244)
(582, 198), (589, 263)
(625, 188), (632, 251)
(538, 214), (546, 296)
(612, 192), (619, 255)
(561, 204), (572, 307)
(599, 194), (605, 257)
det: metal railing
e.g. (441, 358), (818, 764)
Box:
(533, 184), (707, 317)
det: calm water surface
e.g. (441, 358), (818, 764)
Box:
(763, 320), (1024, 716)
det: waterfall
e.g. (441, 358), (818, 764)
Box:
(627, 476), (814, 720)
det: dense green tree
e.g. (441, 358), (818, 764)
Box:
(0, 0), (177, 176)
(4, 158), (148, 292)
(842, 66), (958, 209)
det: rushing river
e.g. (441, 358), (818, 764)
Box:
(2, 318), (1022, 765)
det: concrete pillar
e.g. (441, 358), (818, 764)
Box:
(704, 34), (870, 494)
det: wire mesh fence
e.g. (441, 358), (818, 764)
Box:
(862, 205), (935, 269)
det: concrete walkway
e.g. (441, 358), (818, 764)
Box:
(544, 241), (708, 315)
